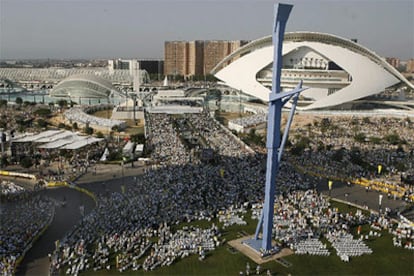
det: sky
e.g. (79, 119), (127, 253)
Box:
(0, 0), (413, 60)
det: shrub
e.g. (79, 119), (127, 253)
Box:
(20, 156), (33, 168)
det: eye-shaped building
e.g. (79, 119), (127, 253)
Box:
(212, 32), (413, 110)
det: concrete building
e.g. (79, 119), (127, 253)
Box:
(212, 32), (414, 110)
(108, 59), (163, 76)
(164, 41), (190, 77)
(188, 41), (205, 77)
(107, 59), (140, 92)
(139, 59), (164, 76)
(108, 59), (139, 75)
(406, 59), (414, 73)
(164, 40), (248, 77)
(386, 57), (401, 69)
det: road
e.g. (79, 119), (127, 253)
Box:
(15, 187), (95, 276)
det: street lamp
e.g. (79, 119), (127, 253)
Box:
(121, 156), (126, 193)
(379, 194), (383, 213)
(132, 93), (137, 125)
(328, 180), (333, 197)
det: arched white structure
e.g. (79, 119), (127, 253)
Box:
(50, 74), (117, 99)
(213, 32), (414, 110)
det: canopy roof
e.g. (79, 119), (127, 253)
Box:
(13, 130), (103, 150)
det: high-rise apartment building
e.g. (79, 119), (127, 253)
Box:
(164, 40), (248, 77)
(164, 41), (187, 76)
(386, 57), (400, 69)
(187, 41), (204, 76)
(406, 59), (414, 73)
(204, 40), (248, 74)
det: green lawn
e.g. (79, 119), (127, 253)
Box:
(279, 231), (413, 275)
(82, 202), (414, 276)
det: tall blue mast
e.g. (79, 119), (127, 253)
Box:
(249, 3), (307, 253)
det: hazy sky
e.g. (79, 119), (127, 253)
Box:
(0, 0), (413, 60)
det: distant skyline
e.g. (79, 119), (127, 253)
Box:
(0, 0), (413, 60)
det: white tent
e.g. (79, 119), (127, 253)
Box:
(100, 147), (109, 161)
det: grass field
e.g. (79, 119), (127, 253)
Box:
(92, 109), (112, 119)
(82, 201), (414, 276)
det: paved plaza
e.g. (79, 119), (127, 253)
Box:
(229, 236), (294, 264)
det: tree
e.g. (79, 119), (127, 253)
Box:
(291, 136), (311, 156)
(331, 148), (345, 162)
(384, 132), (404, 145)
(84, 126), (94, 135)
(0, 155), (9, 168)
(0, 120), (6, 129)
(350, 118), (359, 125)
(34, 108), (52, 117)
(107, 150), (122, 161)
(306, 123), (313, 136)
(369, 136), (382, 144)
(349, 147), (372, 170)
(37, 118), (48, 128)
(16, 116), (33, 130)
(354, 132), (366, 143)
(59, 149), (72, 159)
(316, 141), (325, 152)
(320, 118), (330, 134)
(96, 131), (104, 138)
(362, 117), (371, 124)
(72, 122), (78, 130)
(0, 99), (7, 108)
(15, 97), (23, 106)
(395, 161), (406, 172)
(131, 133), (145, 144)
(20, 156), (33, 168)
(242, 128), (265, 147)
(57, 100), (68, 109)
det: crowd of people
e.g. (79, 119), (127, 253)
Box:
(250, 190), (371, 254)
(0, 180), (25, 195)
(64, 107), (125, 131)
(48, 111), (310, 274)
(49, 111), (414, 274)
(218, 205), (248, 229)
(145, 113), (191, 165)
(248, 188), (412, 260)
(326, 232), (372, 262)
(0, 193), (55, 275)
(0, 103), (38, 134)
(2, 109), (413, 274)
(288, 115), (414, 202)
(228, 105), (268, 132)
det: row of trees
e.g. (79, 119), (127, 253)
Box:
(353, 132), (407, 146)
(0, 97), (75, 109)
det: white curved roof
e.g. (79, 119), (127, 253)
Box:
(213, 32), (413, 110)
(50, 74), (116, 98)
